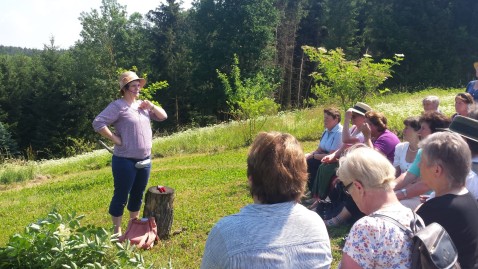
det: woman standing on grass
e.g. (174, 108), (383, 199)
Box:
(92, 71), (167, 234)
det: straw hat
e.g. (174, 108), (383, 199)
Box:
(350, 102), (372, 116)
(446, 115), (478, 142)
(119, 71), (146, 90)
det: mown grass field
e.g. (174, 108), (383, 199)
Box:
(0, 88), (461, 268)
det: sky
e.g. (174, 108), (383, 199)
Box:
(1, 0), (192, 50)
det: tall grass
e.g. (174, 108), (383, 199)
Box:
(0, 161), (35, 184)
(0, 88), (462, 267)
(0, 87), (460, 187)
(152, 87), (459, 157)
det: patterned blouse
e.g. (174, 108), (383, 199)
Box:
(342, 203), (414, 268)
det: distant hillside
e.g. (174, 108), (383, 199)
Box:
(0, 45), (42, 56)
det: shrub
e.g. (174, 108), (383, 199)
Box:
(217, 54), (279, 144)
(303, 46), (403, 110)
(0, 210), (152, 269)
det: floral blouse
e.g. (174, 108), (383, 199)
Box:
(342, 203), (414, 268)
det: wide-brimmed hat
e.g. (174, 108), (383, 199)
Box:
(445, 115), (478, 142)
(119, 71), (146, 90)
(474, 62), (478, 70)
(350, 102), (372, 116)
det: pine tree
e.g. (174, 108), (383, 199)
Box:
(0, 122), (19, 158)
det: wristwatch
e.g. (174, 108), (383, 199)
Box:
(400, 188), (407, 198)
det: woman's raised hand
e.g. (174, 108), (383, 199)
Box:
(139, 100), (154, 111)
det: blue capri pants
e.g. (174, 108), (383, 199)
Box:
(109, 155), (151, 217)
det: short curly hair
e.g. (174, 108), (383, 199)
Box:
(419, 111), (451, 133)
(247, 132), (307, 204)
(324, 107), (341, 122)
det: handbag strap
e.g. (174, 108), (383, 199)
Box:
(148, 217), (159, 241)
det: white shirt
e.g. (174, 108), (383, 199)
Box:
(393, 142), (414, 173)
(466, 171), (478, 199)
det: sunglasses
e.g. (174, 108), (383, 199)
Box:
(343, 182), (353, 196)
(351, 113), (362, 119)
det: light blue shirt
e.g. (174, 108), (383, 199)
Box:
(318, 123), (343, 153)
(201, 202), (332, 269)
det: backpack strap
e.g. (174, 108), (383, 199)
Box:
(370, 212), (416, 238)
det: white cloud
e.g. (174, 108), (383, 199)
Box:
(1, 0), (192, 49)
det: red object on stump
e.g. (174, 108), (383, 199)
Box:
(143, 186), (175, 240)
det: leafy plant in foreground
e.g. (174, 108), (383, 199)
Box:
(0, 210), (151, 269)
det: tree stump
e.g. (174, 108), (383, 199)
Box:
(143, 186), (175, 240)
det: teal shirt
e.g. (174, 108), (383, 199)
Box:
(407, 149), (422, 177)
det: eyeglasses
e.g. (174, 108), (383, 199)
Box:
(343, 182), (353, 196)
(351, 113), (360, 119)
(128, 84), (141, 89)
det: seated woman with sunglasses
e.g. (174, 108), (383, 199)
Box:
(337, 146), (415, 269)
(325, 111), (400, 226)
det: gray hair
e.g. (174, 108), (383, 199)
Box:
(469, 104), (478, 120)
(422, 95), (440, 106)
(337, 146), (396, 191)
(419, 132), (471, 187)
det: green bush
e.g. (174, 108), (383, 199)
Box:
(218, 54), (279, 145)
(303, 46), (403, 110)
(0, 210), (151, 269)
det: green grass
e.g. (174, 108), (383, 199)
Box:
(0, 87), (463, 268)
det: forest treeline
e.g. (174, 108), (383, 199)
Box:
(0, 0), (477, 159)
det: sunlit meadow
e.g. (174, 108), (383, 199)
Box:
(0, 88), (461, 268)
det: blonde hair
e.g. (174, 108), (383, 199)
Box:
(337, 146), (396, 191)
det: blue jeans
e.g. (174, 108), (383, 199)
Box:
(109, 155), (151, 217)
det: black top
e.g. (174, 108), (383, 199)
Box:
(417, 192), (478, 269)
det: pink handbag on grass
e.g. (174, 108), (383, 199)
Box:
(119, 217), (159, 249)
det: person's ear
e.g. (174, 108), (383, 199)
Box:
(435, 164), (443, 177)
(248, 176), (253, 186)
(354, 181), (363, 193)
